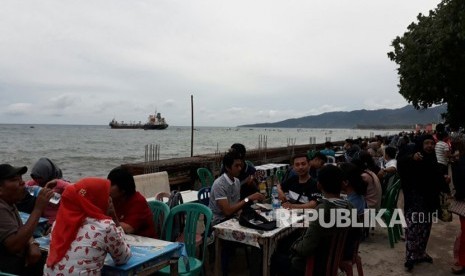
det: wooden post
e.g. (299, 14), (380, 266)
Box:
(191, 95), (194, 157)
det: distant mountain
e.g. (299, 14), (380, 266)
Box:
(239, 105), (447, 129)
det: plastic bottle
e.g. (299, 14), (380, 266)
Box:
(271, 184), (281, 210)
(25, 186), (61, 204)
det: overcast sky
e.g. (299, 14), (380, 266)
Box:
(0, 0), (440, 127)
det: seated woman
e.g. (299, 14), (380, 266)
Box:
(107, 167), (157, 238)
(44, 177), (131, 274)
(21, 157), (71, 225)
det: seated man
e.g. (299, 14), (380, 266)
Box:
(320, 141), (335, 157)
(278, 153), (322, 209)
(210, 150), (264, 225)
(273, 165), (352, 276)
(377, 146), (398, 191)
(209, 150), (265, 275)
(309, 152), (327, 179)
(0, 164), (55, 275)
(107, 167), (157, 238)
(220, 143), (258, 199)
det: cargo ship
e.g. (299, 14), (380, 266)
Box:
(109, 112), (169, 130)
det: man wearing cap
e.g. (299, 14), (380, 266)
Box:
(0, 163), (54, 275)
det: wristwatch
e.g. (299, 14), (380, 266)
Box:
(244, 197), (249, 203)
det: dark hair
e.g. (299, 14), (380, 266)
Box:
(311, 152), (328, 163)
(317, 165), (343, 195)
(291, 153), (309, 164)
(107, 166), (136, 196)
(230, 143), (246, 159)
(324, 141), (333, 148)
(223, 150), (242, 169)
(339, 162), (366, 195)
(352, 151), (376, 171)
(384, 146), (397, 159)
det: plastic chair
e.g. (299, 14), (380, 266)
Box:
(305, 227), (349, 276)
(147, 200), (170, 239)
(197, 187), (211, 206)
(326, 156), (336, 164)
(276, 169), (285, 183)
(196, 168), (214, 188)
(155, 191), (171, 203)
(245, 160), (254, 167)
(339, 238), (363, 276)
(380, 179), (402, 248)
(158, 203), (212, 276)
(339, 222), (364, 276)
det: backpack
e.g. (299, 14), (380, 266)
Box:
(166, 190), (185, 241)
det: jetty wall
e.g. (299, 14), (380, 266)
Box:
(121, 141), (343, 190)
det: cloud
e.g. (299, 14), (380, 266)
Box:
(5, 103), (32, 115)
(0, 0), (442, 126)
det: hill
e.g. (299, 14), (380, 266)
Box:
(239, 105), (446, 129)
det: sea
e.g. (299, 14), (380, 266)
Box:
(0, 124), (406, 182)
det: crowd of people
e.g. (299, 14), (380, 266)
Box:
(1, 126), (465, 275)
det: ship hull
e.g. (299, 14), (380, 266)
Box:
(109, 123), (168, 130)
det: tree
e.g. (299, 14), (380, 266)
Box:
(388, 0), (465, 128)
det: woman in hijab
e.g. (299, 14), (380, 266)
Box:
(43, 178), (131, 275)
(398, 134), (450, 271)
(24, 157), (71, 224)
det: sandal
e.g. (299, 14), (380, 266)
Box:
(451, 265), (465, 275)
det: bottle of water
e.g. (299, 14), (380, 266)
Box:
(25, 186), (61, 204)
(271, 184), (280, 209)
(271, 183), (280, 220)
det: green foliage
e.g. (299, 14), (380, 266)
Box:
(388, 0), (465, 128)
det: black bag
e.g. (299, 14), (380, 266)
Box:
(166, 190), (185, 241)
(239, 207), (277, 231)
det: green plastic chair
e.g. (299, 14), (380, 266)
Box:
(147, 200), (170, 240)
(196, 168), (214, 188)
(381, 179), (402, 248)
(158, 203), (212, 276)
(245, 160), (254, 167)
(276, 169), (286, 183)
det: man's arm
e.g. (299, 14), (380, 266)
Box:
(283, 200), (317, 209)
(217, 192), (264, 217)
(3, 188), (53, 253)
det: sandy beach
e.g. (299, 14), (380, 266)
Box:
(360, 215), (459, 276)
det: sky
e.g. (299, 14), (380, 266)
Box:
(0, 0), (441, 127)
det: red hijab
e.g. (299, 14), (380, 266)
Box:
(46, 178), (111, 267)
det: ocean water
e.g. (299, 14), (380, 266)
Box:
(0, 124), (404, 182)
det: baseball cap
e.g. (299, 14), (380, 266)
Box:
(0, 164), (28, 180)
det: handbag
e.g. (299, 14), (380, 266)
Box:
(438, 192), (453, 222)
(449, 199), (465, 217)
(239, 207), (277, 231)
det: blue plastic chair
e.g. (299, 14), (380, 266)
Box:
(158, 203), (212, 276)
(197, 187), (211, 206)
(196, 168), (214, 188)
(147, 200), (170, 239)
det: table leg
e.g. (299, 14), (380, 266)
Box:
(262, 238), (270, 276)
(214, 234), (222, 276)
(169, 258), (178, 276)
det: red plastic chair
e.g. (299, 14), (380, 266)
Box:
(305, 227), (349, 276)
(339, 238), (363, 276)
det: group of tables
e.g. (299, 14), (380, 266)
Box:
(22, 162), (291, 276)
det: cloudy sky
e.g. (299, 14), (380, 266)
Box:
(0, 0), (440, 127)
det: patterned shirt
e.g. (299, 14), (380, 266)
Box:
(44, 218), (131, 275)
